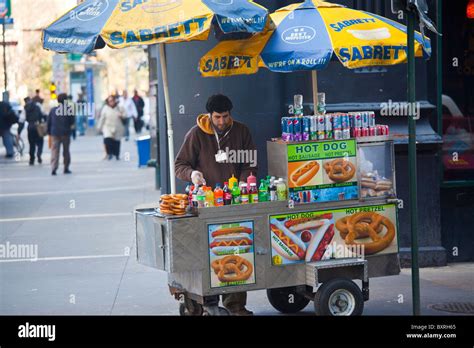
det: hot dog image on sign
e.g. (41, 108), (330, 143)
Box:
(270, 204), (398, 266)
(208, 221), (256, 288)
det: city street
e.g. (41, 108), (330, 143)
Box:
(1, 134), (472, 316)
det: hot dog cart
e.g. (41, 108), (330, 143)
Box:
(135, 137), (401, 316)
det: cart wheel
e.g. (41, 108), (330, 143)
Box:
(314, 278), (364, 316)
(267, 286), (310, 314)
(179, 299), (203, 316)
(202, 306), (230, 316)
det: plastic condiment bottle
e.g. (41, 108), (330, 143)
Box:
(196, 186), (206, 208)
(231, 182), (241, 205)
(205, 186), (214, 207)
(241, 183), (249, 204)
(258, 179), (268, 202)
(229, 174), (238, 190)
(247, 172), (257, 190)
(223, 182), (232, 206)
(249, 183), (258, 203)
(214, 184), (224, 206)
(277, 178), (287, 201)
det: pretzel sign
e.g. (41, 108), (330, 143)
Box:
(335, 212), (395, 255)
(324, 159), (356, 183)
(211, 255), (253, 283)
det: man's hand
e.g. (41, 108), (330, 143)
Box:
(191, 170), (206, 186)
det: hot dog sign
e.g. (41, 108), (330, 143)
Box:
(270, 204), (398, 266)
(208, 221), (256, 288)
(287, 139), (359, 204)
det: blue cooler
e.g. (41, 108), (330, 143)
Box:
(87, 117), (95, 128)
(136, 135), (151, 167)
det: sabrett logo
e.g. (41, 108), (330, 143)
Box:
(109, 17), (208, 44)
(202, 56), (252, 73)
(329, 18), (376, 32)
(338, 45), (407, 62)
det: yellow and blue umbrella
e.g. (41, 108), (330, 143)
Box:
(43, 0), (269, 193)
(200, 0), (431, 76)
(43, 0), (268, 54)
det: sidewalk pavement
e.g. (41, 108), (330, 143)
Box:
(0, 133), (472, 315)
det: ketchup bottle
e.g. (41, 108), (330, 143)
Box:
(223, 182), (232, 206)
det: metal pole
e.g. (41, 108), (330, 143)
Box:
(2, 20), (7, 99)
(159, 43), (176, 194)
(407, 8), (420, 316)
(311, 70), (318, 112)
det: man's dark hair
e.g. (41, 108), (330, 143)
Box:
(58, 93), (68, 104)
(35, 89), (40, 94)
(206, 94), (233, 114)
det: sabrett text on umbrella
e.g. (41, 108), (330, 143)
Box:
(109, 17), (209, 45)
(202, 56), (252, 73)
(338, 45), (408, 62)
(329, 18), (377, 32)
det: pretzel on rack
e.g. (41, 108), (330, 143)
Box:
(323, 159), (356, 183)
(335, 212), (395, 255)
(211, 255), (253, 283)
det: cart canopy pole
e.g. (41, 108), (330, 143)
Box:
(407, 7), (421, 316)
(159, 43), (177, 194)
(312, 70), (318, 112)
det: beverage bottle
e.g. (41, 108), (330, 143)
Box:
(196, 186), (206, 208)
(223, 182), (232, 206)
(277, 178), (287, 201)
(214, 184), (224, 207)
(241, 183), (249, 204)
(187, 184), (194, 207)
(258, 179), (268, 202)
(205, 186), (214, 207)
(228, 174), (238, 190)
(249, 183), (258, 203)
(247, 172), (257, 190)
(231, 182), (241, 205)
(269, 178), (277, 202)
(192, 185), (199, 208)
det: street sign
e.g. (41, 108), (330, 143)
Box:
(0, 0), (11, 19)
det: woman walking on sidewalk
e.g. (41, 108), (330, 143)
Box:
(98, 96), (126, 160)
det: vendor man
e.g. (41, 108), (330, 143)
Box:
(175, 94), (257, 315)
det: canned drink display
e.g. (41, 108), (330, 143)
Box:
(293, 118), (302, 142)
(368, 111), (376, 127)
(361, 112), (369, 128)
(369, 126), (376, 137)
(342, 128), (351, 140)
(302, 116), (311, 141)
(361, 127), (369, 137)
(334, 129), (343, 140)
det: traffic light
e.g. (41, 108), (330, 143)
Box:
(50, 82), (57, 100)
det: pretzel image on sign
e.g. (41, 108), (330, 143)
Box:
(211, 255), (253, 283)
(324, 158), (356, 183)
(335, 212), (395, 255)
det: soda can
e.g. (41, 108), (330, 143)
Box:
(354, 112), (362, 128)
(368, 111), (376, 127)
(325, 115), (333, 131)
(361, 127), (369, 137)
(293, 117), (302, 142)
(380, 125), (389, 136)
(334, 129), (343, 140)
(349, 113), (354, 129)
(332, 113), (342, 130)
(309, 116), (317, 140)
(302, 116), (311, 141)
(281, 117), (290, 141)
(353, 127), (361, 138)
(341, 113), (350, 129)
(317, 131), (326, 140)
(361, 112), (369, 128)
(317, 115), (325, 132)
(369, 126), (376, 137)
(342, 128), (351, 140)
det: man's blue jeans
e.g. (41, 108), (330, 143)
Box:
(1, 128), (14, 156)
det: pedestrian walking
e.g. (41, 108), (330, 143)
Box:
(47, 93), (75, 175)
(98, 95), (126, 160)
(119, 90), (137, 141)
(132, 90), (145, 134)
(20, 97), (46, 165)
(32, 89), (44, 105)
(0, 101), (18, 159)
